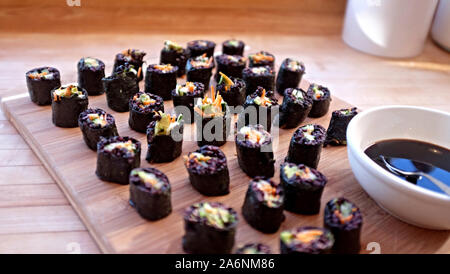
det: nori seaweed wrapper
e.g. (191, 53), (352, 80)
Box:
(96, 136), (141, 185)
(171, 82), (205, 124)
(77, 57), (105, 96)
(160, 40), (189, 76)
(183, 201), (238, 254)
(242, 178), (284, 233)
(26, 67), (61, 105)
(214, 54), (247, 81)
(248, 51), (275, 68)
(235, 243), (271, 254)
(144, 64), (178, 100)
(187, 40), (216, 58)
(286, 124), (326, 169)
(279, 88), (312, 129)
(307, 83), (332, 118)
(222, 39), (245, 56)
(129, 167), (172, 221)
(78, 108), (118, 151)
(239, 87), (279, 132)
(280, 226), (334, 254)
(280, 162), (327, 214)
(128, 91), (164, 133)
(216, 76), (246, 107)
(186, 55), (214, 91)
(235, 125), (275, 178)
(242, 66), (275, 95)
(102, 65), (139, 112)
(184, 145), (230, 196)
(324, 197), (362, 254)
(51, 85), (88, 128)
(275, 58), (305, 96)
(324, 107), (358, 146)
(113, 49), (146, 82)
(146, 113), (183, 163)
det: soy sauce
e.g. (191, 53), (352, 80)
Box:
(364, 139), (450, 194)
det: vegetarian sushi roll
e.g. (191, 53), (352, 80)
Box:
(275, 58), (305, 96)
(146, 111), (183, 163)
(325, 107), (358, 146)
(286, 124), (326, 169)
(307, 84), (332, 118)
(279, 88), (312, 129)
(51, 84), (88, 128)
(214, 54), (246, 81)
(160, 40), (189, 77)
(235, 243), (271, 254)
(280, 162), (327, 214)
(128, 91), (164, 133)
(182, 202), (238, 254)
(242, 66), (275, 94)
(186, 54), (214, 91)
(235, 125), (275, 178)
(102, 64), (139, 112)
(280, 226), (334, 254)
(171, 82), (205, 124)
(26, 67), (61, 105)
(324, 198), (363, 254)
(242, 178), (284, 233)
(96, 136), (141, 185)
(78, 108), (118, 151)
(77, 57), (105, 96)
(184, 145), (230, 196)
(248, 51), (275, 68)
(216, 72), (246, 107)
(129, 167), (172, 221)
(187, 40), (216, 57)
(113, 49), (146, 81)
(144, 64), (178, 100)
(222, 39), (245, 56)
(240, 87), (279, 132)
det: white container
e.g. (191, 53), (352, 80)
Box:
(342, 0), (438, 58)
(431, 0), (450, 51)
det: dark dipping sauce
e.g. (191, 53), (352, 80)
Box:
(365, 139), (450, 195)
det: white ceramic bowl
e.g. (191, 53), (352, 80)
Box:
(347, 105), (450, 230)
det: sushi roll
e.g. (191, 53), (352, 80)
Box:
(214, 54), (246, 81)
(187, 40), (216, 58)
(184, 145), (230, 196)
(51, 84), (88, 128)
(144, 64), (178, 100)
(286, 124), (326, 169)
(77, 57), (105, 96)
(307, 84), (332, 118)
(186, 54), (214, 91)
(222, 39), (245, 56)
(275, 58), (305, 96)
(278, 88), (312, 129)
(96, 136), (141, 185)
(324, 198), (363, 254)
(146, 111), (183, 163)
(248, 51), (275, 68)
(239, 87), (279, 132)
(280, 162), (327, 215)
(128, 91), (164, 133)
(235, 243), (271, 254)
(129, 167), (172, 221)
(171, 82), (205, 124)
(242, 178), (284, 233)
(324, 107), (358, 146)
(280, 226), (334, 254)
(242, 66), (275, 94)
(216, 72), (246, 107)
(160, 40), (189, 77)
(102, 64), (139, 112)
(235, 125), (275, 178)
(26, 67), (61, 105)
(78, 108), (118, 151)
(113, 49), (146, 81)
(194, 87), (230, 147)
